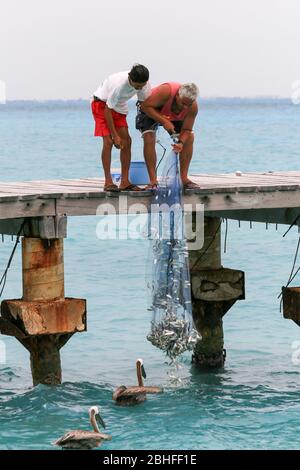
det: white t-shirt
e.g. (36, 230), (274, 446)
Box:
(93, 71), (151, 115)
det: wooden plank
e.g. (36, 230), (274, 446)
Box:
(56, 194), (152, 216)
(0, 200), (56, 220)
(249, 171), (300, 177)
(2, 173), (300, 219)
(2, 175), (300, 194)
(183, 190), (300, 212)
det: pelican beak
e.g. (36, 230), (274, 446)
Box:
(96, 413), (106, 429)
(141, 364), (147, 379)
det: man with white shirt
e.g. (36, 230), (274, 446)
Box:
(92, 64), (150, 191)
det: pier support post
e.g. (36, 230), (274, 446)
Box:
(189, 217), (244, 368)
(282, 287), (300, 327)
(19, 334), (72, 386)
(0, 236), (86, 386)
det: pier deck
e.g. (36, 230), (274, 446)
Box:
(1, 171), (300, 224)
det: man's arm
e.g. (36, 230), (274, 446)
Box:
(103, 106), (122, 148)
(173, 102), (198, 153)
(140, 84), (175, 134)
(104, 86), (124, 148)
(179, 102), (198, 143)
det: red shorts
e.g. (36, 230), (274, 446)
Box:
(91, 100), (128, 137)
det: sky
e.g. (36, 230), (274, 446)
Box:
(0, 0), (300, 99)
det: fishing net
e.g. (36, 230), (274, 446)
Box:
(146, 148), (200, 360)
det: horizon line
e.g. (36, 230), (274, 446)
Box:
(2, 95), (292, 102)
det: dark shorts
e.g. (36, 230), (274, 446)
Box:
(135, 102), (182, 135)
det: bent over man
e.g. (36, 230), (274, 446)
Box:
(136, 82), (199, 189)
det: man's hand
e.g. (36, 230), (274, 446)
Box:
(172, 141), (184, 154)
(112, 134), (123, 150)
(162, 119), (175, 135)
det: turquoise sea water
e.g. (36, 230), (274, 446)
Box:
(0, 99), (300, 450)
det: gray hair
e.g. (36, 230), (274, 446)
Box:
(178, 83), (199, 101)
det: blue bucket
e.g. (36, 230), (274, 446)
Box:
(129, 161), (150, 185)
(111, 168), (121, 184)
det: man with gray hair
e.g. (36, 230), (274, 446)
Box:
(136, 82), (199, 189)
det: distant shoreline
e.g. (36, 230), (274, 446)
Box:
(1, 96), (293, 104)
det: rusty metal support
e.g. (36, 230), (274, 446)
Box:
(0, 235), (86, 386)
(189, 216), (245, 369)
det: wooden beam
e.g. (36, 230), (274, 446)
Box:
(56, 193), (151, 216)
(0, 199), (55, 220)
(205, 208), (300, 225)
(184, 190), (300, 213)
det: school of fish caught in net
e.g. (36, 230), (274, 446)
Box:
(146, 147), (200, 360)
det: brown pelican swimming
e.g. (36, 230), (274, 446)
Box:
(112, 358), (163, 406)
(53, 406), (112, 450)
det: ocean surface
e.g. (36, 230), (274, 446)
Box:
(0, 98), (300, 450)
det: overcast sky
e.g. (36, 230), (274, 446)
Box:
(1, 0), (300, 99)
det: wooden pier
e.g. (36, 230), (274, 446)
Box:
(1, 171), (300, 383)
(1, 171), (300, 222)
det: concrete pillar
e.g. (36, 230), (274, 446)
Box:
(189, 217), (221, 270)
(22, 335), (70, 386)
(22, 238), (65, 301)
(189, 217), (244, 369)
(0, 236), (86, 386)
(192, 299), (234, 368)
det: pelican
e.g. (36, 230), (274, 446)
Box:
(53, 406), (112, 450)
(113, 358), (163, 406)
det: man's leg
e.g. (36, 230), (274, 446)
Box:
(101, 135), (114, 186)
(136, 106), (158, 187)
(143, 131), (157, 185)
(117, 126), (132, 188)
(179, 132), (195, 184)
